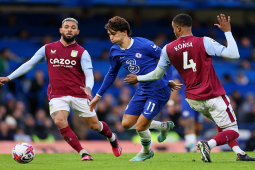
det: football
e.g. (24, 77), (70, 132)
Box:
(12, 143), (35, 163)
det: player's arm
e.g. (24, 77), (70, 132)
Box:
(80, 50), (94, 99)
(89, 54), (121, 111)
(204, 14), (239, 60)
(0, 46), (46, 86)
(124, 45), (171, 84)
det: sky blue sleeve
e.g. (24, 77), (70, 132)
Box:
(158, 45), (171, 70)
(81, 50), (93, 70)
(146, 40), (162, 59)
(8, 46), (46, 80)
(203, 37), (226, 56)
(97, 52), (122, 96)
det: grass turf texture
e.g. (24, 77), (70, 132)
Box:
(1, 152), (254, 170)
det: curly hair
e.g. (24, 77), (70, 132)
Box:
(105, 16), (132, 36)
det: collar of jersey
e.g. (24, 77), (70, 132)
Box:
(120, 38), (134, 50)
(59, 40), (76, 47)
(179, 34), (193, 38)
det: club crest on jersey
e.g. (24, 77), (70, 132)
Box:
(135, 53), (142, 58)
(71, 50), (78, 57)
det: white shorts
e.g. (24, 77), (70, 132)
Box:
(49, 96), (96, 117)
(186, 95), (237, 129)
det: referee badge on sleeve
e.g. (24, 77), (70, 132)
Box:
(71, 50), (78, 57)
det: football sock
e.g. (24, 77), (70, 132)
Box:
(99, 121), (115, 141)
(208, 130), (239, 149)
(59, 125), (83, 153)
(184, 134), (196, 148)
(129, 120), (167, 131)
(137, 129), (151, 153)
(232, 145), (246, 155)
(79, 149), (88, 156)
(216, 126), (245, 154)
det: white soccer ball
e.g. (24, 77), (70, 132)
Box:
(12, 143), (35, 163)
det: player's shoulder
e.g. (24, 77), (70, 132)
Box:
(133, 37), (154, 45)
(109, 44), (120, 58)
(45, 40), (59, 48)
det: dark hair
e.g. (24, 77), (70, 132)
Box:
(173, 14), (192, 27)
(105, 16), (132, 36)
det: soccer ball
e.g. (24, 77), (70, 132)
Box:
(12, 143), (35, 163)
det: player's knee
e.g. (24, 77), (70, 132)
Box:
(54, 118), (67, 128)
(136, 126), (147, 132)
(122, 120), (132, 129)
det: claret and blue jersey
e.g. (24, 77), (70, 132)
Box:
(97, 37), (173, 119)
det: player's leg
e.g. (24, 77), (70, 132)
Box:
(71, 96), (122, 157)
(216, 125), (255, 161)
(181, 99), (197, 152)
(49, 97), (91, 160)
(83, 115), (122, 157)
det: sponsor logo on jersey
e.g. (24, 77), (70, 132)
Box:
(51, 50), (56, 54)
(71, 50), (78, 57)
(50, 58), (77, 68)
(126, 59), (140, 74)
(135, 53), (142, 58)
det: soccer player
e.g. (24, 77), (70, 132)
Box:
(169, 73), (203, 152)
(124, 14), (255, 162)
(89, 16), (181, 161)
(0, 18), (122, 161)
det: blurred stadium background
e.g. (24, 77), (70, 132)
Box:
(0, 0), (255, 153)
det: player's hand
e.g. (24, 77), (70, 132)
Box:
(214, 14), (231, 32)
(168, 81), (183, 92)
(80, 86), (92, 100)
(0, 77), (10, 86)
(124, 74), (138, 85)
(89, 95), (101, 112)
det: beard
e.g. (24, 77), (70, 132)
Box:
(62, 33), (77, 43)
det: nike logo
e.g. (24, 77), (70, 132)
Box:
(144, 112), (151, 115)
(151, 44), (158, 51)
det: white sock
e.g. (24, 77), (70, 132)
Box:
(99, 121), (103, 132)
(129, 121), (166, 131)
(232, 146), (246, 155)
(137, 129), (151, 153)
(108, 133), (116, 142)
(79, 149), (88, 156)
(149, 120), (167, 131)
(184, 134), (196, 148)
(208, 139), (217, 149)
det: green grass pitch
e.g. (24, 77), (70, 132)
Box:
(1, 152), (254, 170)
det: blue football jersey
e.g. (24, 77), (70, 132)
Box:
(97, 37), (173, 96)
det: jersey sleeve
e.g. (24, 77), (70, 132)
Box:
(145, 40), (162, 59)
(80, 50), (94, 90)
(97, 50), (122, 97)
(8, 45), (46, 80)
(80, 50), (93, 70)
(203, 37), (226, 56)
(158, 45), (172, 70)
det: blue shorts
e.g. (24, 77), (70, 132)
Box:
(181, 97), (203, 123)
(125, 86), (171, 120)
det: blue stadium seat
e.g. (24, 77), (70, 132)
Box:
(84, 40), (112, 58)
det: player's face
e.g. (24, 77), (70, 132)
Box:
(172, 22), (181, 38)
(107, 30), (126, 45)
(60, 21), (80, 43)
